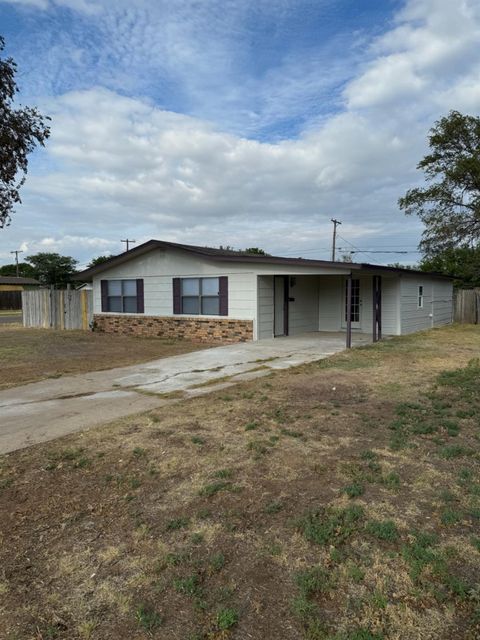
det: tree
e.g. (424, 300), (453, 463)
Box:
(0, 36), (50, 228)
(244, 247), (269, 255)
(0, 262), (36, 278)
(420, 246), (480, 289)
(399, 111), (480, 256)
(87, 254), (115, 269)
(26, 252), (78, 287)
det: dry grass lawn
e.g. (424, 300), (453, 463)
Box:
(0, 324), (479, 640)
(0, 326), (208, 389)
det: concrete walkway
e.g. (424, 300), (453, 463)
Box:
(0, 332), (370, 454)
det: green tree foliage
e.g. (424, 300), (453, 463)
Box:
(87, 254), (115, 269)
(244, 247), (269, 255)
(399, 111), (480, 256)
(0, 262), (36, 278)
(420, 246), (480, 289)
(25, 252), (78, 287)
(0, 36), (50, 228)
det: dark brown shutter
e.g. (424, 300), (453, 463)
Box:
(136, 279), (144, 313)
(219, 276), (228, 316)
(173, 278), (181, 314)
(101, 280), (108, 312)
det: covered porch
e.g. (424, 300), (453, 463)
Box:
(256, 272), (398, 346)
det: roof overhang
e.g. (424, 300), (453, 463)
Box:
(72, 239), (454, 282)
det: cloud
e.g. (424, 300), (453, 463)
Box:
(2, 0), (480, 267)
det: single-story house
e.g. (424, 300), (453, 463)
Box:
(73, 239), (454, 345)
(0, 276), (41, 291)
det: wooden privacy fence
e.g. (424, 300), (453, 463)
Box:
(454, 289), (480, 324)
(22, 289), (93, 330)
(0, 291), (22, 310)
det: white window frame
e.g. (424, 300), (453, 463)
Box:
(181, 277), (220, 315)
(418, 285), (424, 309)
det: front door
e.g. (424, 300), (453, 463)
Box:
(274, 276), (288, 336)
(343, 278), (362, 329)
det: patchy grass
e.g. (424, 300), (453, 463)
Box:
(0, 325), (480, 639)
(0, 325), (209, 389)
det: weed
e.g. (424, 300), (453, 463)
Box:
(191, 436), (206, 445)
(441, 419), (460, 436)
(296, 567), (333, 596)
(173, 574), (203, 598)
(342, 630), (384, 640)
(245, 421), (259, 431)
(365, 519), (399, 542)
(440, 508), (462, 526)
(199, 481), (232, 497)
(347, 564), (365, 583)
(212, 468), (233, 479)
(135, 604), (163, 631)
(360, 450), (377, 461)
(166, 517), (190, 531)
(401, 531), (440, 582)
(439, 444), (471, 459)
(382, 472), (400, 489)
(209, 552), (225, 572)
(216, 608), (238, 630)
(190, 532), (204, 545)
(166, 550), (191, 566)
(247, 440), (269, 457)
(296, 504), (364, 546)
(343, 482), (365, 498)
(132, 447), (147, 457)
(265, 500), (283, 514)
(280, 427), (303, 438)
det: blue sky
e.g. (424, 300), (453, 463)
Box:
(0, 0), (479, 267)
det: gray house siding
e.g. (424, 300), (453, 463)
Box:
(257, 275), (274, 339)
(288, 276), (320, 335)
(400, 275), (453, 334)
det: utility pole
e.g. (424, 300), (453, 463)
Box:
(10, 250), (23, 277)
(121, 239), (136, 252)
(330, 219), (342, 261)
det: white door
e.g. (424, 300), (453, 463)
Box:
(343, 278), (362, 329)
(274, 276), (288, 336)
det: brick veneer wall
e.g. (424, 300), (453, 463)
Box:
(93, 314), (254, 344)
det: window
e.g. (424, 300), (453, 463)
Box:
(345, 279), (361, 322)
(181, 277), (220, 315)
(107, 279), (138, 313)
(418, 285), (424, 308)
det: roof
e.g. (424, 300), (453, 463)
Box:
(73, 239), (454, 281)
(0, 276), (41, 285)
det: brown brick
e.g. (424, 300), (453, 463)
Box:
(92, 314), (253, 344)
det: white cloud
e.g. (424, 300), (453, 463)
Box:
(3, 0), (480, 266)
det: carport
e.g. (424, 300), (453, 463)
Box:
(257, 270), (387, 347)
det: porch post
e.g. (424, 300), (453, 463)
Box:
(346, 273), (352, 349)
(377, 276), (382, 340)
(372, 275), (383, 343)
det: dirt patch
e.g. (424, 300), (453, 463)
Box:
(0, 326), (209, 389)
(0, 325), (479, 639)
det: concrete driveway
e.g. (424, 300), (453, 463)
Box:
(0, 332), (370, 454)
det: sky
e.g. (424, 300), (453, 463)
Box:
(0, 0), (479, 269)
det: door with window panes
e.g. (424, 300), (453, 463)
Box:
(342, 277), (362, 329)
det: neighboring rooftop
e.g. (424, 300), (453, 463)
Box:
(0, 276), (41, 286)
(73, 239), (453, 281)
